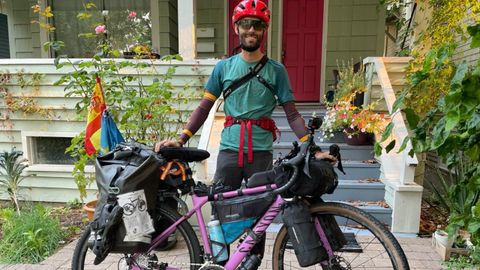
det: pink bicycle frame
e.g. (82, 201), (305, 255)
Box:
(131, 183), (333, 270)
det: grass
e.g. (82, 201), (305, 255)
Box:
(0, 204), (65, 263)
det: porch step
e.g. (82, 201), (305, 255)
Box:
(322, 180), (385, 202)
(333, 161), (380, 180)
(273, 141), (374, 161)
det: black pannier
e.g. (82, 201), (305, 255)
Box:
(282, 200), (328, 267)
(274, 159), (338, 197)
(90, 142), (165, 264)
(213, 192), (275, 244)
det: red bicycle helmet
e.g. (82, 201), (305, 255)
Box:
(232, 0), (270, 29)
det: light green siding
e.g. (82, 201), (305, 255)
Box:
(158, 0), (179, 55)
(196, 0), (225, 59)
(325, 0), (385, 91)
(0, 59), (217, 202)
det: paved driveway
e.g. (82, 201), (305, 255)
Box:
(0, 231), (444, 270)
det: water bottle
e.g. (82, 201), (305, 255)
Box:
(208, 216), (228, 262)
(238, 254), (261, 270)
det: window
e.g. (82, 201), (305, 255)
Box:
(0, 13), (10, 58)
(50, 0), (151, 58)
(30, 137), (74, 165)
(22, 132), (77, 166)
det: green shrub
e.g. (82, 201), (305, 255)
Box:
(0, 204), (64, 263)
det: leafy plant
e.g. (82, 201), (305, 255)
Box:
(321, 101), (387, 140)
(0, 148), (28, 214)
(333, 60), (367, 104)
(0, 204), (64, 263)
(379, 23), (480, 265)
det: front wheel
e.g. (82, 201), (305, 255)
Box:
(71, 206), (202, 270)
(272, 202), (409, 269)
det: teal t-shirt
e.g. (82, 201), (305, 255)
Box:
(205, 54), (295, 152)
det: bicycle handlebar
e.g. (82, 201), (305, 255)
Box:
(272, 139), (311, 195)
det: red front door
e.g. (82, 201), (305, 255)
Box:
(282, 0), (324, 102)
(228, 0), (268, 57)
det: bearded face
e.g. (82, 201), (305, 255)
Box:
(235, 18), (267, 52)
(239, 28), (264, 52)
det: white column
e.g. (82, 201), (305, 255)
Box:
(177, 0), (196, 60)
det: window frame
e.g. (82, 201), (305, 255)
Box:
(21, 131), (94, 173)
(44, 0), (157, 59)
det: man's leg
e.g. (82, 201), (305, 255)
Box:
(213, 149), (244, 189)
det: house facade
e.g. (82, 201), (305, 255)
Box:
(0, 1), (387, 201)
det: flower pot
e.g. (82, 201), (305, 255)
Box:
(123, 51), (160, 59)
(343, 130), (373, 145)
(434, 230), (455, 248)
(83, 199), (97, 221)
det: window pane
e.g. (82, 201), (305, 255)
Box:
(32, 137), (74, 165)
(51, 0), (151, 58)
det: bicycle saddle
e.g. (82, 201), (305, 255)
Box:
(159, 147), (210, 162)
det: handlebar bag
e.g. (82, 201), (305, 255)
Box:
(90, 142), (165, 263)
(275, 159), (338, 198)
(213, 192), (275, 244)
(282, 200), (328, 267)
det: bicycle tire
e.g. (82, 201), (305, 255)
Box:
(272, 202), (410, 270)
(71, 206), (202, 270)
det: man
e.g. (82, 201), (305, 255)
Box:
(156, 0), (335, 267)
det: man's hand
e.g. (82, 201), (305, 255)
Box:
(154, 139), (181, 152)
(315, 151), (337, 164)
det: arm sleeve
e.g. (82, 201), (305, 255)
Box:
(178, 92), (217, 144)
(282, 101), (309, 142)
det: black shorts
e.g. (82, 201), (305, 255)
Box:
(213, 150), (273, 190)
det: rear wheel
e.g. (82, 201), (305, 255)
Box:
(71, 206), (202, 269)
(272, 202), (409, 269)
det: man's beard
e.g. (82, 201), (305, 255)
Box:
(239, 32), (263, 52)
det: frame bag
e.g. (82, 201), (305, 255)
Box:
(214, 192), (274, 244)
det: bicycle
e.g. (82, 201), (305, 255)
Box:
(72, 116), (410, 270)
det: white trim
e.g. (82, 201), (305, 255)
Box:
(39, 0), (50, 58)
(0, 58), (219, 65)
(224, 0), (228, 56)
(320, 0), (329, 103)
(178, 0), (197, 60)
(277, 0), (283, 62)
(267, 0), (272, 58)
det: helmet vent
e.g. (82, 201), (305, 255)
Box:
(261, 7), (267, 12)
(252, 1), (256, 8)
(239, 4), (245, 9)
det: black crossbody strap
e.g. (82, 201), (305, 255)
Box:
(223, 55), (269, 100)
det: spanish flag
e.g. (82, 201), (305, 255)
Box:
(85, 76), (106, 155)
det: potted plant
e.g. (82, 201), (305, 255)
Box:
(321, 101), (387, 145)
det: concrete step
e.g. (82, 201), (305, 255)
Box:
(271, 110), (326, 126)
(273, 141), (374, 161)
(323, 180), (385, 202)
(337, 201), (392, 226)
(334, 161), (380, 180)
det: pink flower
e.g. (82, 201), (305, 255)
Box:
(128, 11), (137, 18)
(95, 25), (106, 34)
